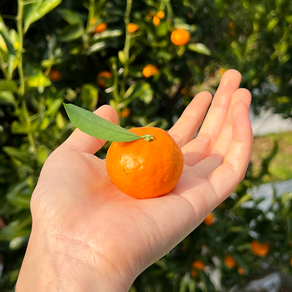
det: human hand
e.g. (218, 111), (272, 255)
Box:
(16, 69), (253, 292)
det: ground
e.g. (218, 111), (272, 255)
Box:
(251, 131), (292, 183)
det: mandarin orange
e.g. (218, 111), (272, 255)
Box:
(49, 69), (62, 82)
(192, 260), (205, 271)
(191, 270), (198, 278)
(153, 16), (160, 26)
(204, 213), (215, 226)
(106, 127), (184, 199)
(156, 11), (165, 19)
(224, 255), (236, 268)
(93, 22), (107, 34)
(251, 240), (270, 257)
(219, 68), (227, 75)
(170, 29), (190, 46)
(96, 71), (112, 87)
(142, 64), (159, 78)
(120, 107), (130, 118)
(237, 266), (245, 275)
(127, 23), (139, 33)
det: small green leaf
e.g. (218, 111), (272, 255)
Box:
(0, 91), (15, 105)
(285, 15), (292, 24)
(188, 43), (212, 56)
(92, 29), (123, 40)
(57, 8), (83, 25)
(81, 84), (98, 110)
(58, 24), (84, 42)
(6, 180), (32, 209)
(27, 71), (51, 88)
(0, 79), (17, 92)
(156, 50), (173, 61)
(10, 236), (29, 250)
(24, 0), (62, 33)
(39, 116), (50, 131)
(231, 193), (252, 210)
(3, 146), (29, 163)
(11, 121), (29, 134)
(56, 112), (66, 129)
(267, 17), (279, 32)
(156, 22), (168, 37)
(86, 41), (106, 54)
(0, 226), (31, 241)
(139, 83), (154, 104)
(118, 50), (126, 64)
(122, 82), (153, 106)
(45, 97), (63, 116)
(7, 192), (31, 209)
(0, 15), (16, 55)
(64, 103), (141, 142)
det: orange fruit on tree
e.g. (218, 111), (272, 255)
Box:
(171, 29), (190, 46)
(224, 255), (236, 268)
(251, 240), (270, 257)
(219, 68), (227, 75)
(49, 68), (62, 82)
(120, 107), (130, 118)
(93, 22), (107, 34)
(191, 259), (205, 278)
(156, 11), (165, 19)
(191, 270), (198, 278)
(106, 127), (184, 199)
(127, 23), (139, 33)
(230, 29), (237, 37)
(153, 16), (160, 26)
(192, 260), (205, 271)
(204, 213), (215, 226)
(0, 217), (5, 228)
(228, 21), (236, 29)
(237, 266), (245, 275)
(219, 202), (226, 209)
(142, 64), (159, 78)
(97, 70), (112, 87)
(181, 88), (188, 95)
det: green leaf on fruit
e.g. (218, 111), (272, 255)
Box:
(64, 103), (141, 142)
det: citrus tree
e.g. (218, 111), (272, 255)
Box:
(1, 0), (292, 291)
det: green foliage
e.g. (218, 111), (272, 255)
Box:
(0, 0), (292, 290)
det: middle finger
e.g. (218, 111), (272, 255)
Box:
(182, 69), (242, 166)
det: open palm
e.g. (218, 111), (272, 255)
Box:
(25, 70), (253, 291)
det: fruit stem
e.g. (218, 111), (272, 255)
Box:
(141, 134), (154, 142)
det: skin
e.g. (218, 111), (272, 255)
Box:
(16, 70), (253, 292)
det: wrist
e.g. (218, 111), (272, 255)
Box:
(16, 222), (134, 292)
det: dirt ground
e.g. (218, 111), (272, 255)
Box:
(251, 132), (292, 183)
